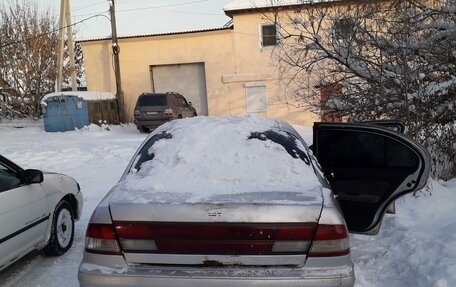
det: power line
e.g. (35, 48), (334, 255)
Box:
(72, 1), (106, 12)
(159, 8), (223, 16)
(73, 10), (109, 18)
(0, 0), (218, 49)
(115, 0), (209, 13)
(0, 13), (109, 49)
(73, 0), (213, 19)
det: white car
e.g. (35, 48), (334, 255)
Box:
(0, 155), (83, 271)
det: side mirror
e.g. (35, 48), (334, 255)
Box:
(188, 101), (192, 106)
(23, 169), (44, 184)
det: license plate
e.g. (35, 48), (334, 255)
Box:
(146, 111), (159, 115)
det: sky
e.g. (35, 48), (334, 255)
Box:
(0, 0), (232, 40)
(0, 118), (455, 286)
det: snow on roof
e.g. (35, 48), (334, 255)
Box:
(78, 26), (232, 43)
(41, 91), (116, 105)
(223, 0), (337, 13)
(111, 115), (322, 205)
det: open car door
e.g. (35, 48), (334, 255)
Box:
(312, 123), (430, 234)
(360, 120), (406, 214)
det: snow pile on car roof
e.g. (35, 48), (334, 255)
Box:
(114, 116), (322, 204)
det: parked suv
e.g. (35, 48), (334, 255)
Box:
(133, 92), (197, 132)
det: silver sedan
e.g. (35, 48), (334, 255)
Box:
(78, 116), (429, 287)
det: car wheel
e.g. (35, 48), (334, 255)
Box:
(44, 200), (74, 256)
(140, 126), (150, 133)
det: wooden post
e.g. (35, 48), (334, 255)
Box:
(108, 0), (127, 123)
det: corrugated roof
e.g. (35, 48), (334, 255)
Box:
(78, 26), (233, 43)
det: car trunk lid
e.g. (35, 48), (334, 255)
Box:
(108, 191), (323, 266)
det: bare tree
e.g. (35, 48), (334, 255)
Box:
(0, 0), (83, 119)
(271, 0), (456, 179)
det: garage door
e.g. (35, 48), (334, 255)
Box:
(150, 63), (208, 116)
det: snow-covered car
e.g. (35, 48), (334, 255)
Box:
(0, 155), (83, 271)
(78, 116), (429, 287)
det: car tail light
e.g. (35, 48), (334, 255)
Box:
(164, 108), (173, 117)
(134, 110), (141, 118)
(85, 223), (121, 255)
(308, 224), (350, 257)
(114, 222), (316, 255)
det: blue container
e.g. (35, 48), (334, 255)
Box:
(42, 95), (89, 132)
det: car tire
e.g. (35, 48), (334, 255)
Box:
(44, 200), (74, 256)
(140, 126), (150, 133)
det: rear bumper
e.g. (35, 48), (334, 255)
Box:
(134, 119), (170, 130)
(78, 254), (355, 287)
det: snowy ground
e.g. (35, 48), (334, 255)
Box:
(0, 119), (455, 287)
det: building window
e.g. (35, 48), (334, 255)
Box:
(261, 24), (277, 47)
(334, 17), (356, 40)
(245, 83), (267, 113)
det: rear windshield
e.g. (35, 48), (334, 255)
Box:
(137, 95), (167, 106)
(132, 129), (310, 172)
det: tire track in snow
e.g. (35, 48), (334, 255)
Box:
(0, 252), (55, 287)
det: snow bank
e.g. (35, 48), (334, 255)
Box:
(352, 179), (456, 287)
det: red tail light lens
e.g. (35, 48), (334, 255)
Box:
(164, 108), (173, 117)
(308, 224), (350, 257)
(114, 222), (317, 255)
(85, 223), (121, 255)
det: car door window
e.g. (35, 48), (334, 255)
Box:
(180, 96), (188, 107)
(318, 130), (418, 170)
(313, 124), (428, 234)
(0, 163), (21, 192)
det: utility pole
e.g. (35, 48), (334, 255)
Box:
(108, 0), (127, 123)
(56, 0), (77, 92)
(65, 0), (77, 90)
(56, 0), (65, 92)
